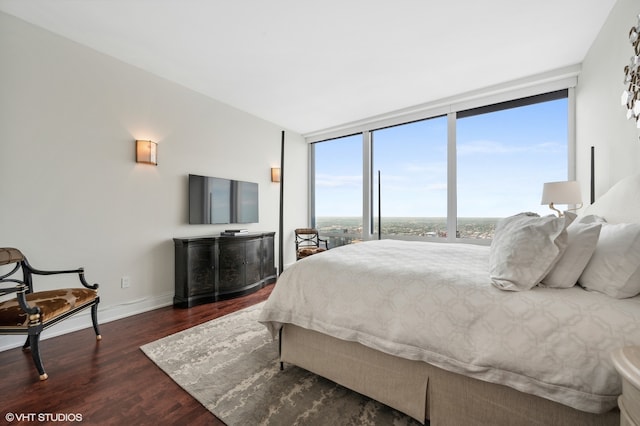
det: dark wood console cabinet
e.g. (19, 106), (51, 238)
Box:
(173, 232), (276, 308)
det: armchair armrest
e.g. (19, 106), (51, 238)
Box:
(0, 279), (27, 297)
(0, 280), (41, 316)
(318, 237), (329, 250)
(0, 249), (40, 315)
(22, 260), (99, 291)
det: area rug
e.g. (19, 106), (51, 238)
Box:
(140, 302), (421, 425)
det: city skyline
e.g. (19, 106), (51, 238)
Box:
(315, 216), (500, 246)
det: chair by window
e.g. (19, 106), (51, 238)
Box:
(295, 228), (329, 260)
(0, 247), (101, 380)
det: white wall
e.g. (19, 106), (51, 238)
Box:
(0, 12), (307, 350)
(576, 0), (640, 198)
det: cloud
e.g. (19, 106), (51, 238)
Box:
(425, 182), (447, 191)
(401, 162), (447, 174)
(315, 174), (362, 188)
(457, 140), (564, 155)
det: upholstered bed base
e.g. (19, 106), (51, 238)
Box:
(280, 324), (619, 425)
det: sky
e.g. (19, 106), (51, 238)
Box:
(314, 97), (569, 218)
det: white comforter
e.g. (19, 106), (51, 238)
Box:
(259, 239), (640, 413)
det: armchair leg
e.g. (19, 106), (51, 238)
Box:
(28, 334), (48, 381)
(91, 303), (102, 340)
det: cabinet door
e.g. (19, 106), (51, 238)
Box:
(218, 240), (245, 292)
(262, 235), (276, 277)
(186, 242), (215, 296)
(245, 238), (262, 285)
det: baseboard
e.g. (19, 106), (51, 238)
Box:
(0, 292), (174, 352)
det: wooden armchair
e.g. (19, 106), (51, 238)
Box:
(294, 228), (329, 260)
(0, 247), (101, 380)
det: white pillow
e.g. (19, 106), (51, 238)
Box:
(576, 214), (607, 224)
(541, 221), (602, 288)
(579, 223), (640, 298)
(490, 212), (574, 291)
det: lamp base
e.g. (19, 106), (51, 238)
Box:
(548, 202), (563, 217)
(548, 202), (583, 217)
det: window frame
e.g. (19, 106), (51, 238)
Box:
(308, 74), (577, 244)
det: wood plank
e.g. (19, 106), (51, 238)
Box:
(0, 283), (274, 424)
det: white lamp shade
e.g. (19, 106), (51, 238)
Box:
(541, 181), (582, 205)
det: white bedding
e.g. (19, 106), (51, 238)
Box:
(259, 239), (640, 414)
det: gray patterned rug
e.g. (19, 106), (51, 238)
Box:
(140, 302), (421, 425)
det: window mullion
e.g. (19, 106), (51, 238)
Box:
(568, 87), (576, 180)
(362, 131), (373, 241)
(447, 112), (457, 242)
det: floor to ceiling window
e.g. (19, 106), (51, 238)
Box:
(312, 134), (363, 247)
(456, 91), (569, 240)
(311, 89), (570, 246)
(371, 117), (448, 239)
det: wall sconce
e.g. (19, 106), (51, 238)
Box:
(136, 140), (157, 165)
(541, 181), (583, 217)
(271, 167), (281, 183)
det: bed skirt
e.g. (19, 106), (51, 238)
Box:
(280, 324), (620, 425)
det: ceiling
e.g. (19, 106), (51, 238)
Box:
(0, 0), (618, 136)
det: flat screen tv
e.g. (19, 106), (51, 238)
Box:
(189, 174), (259, 224)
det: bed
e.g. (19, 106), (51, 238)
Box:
(259, 173), (640, 425)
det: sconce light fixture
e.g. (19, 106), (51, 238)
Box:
(136, 140), (157, 165)
(271, 167), (281, 183)
(541, 181), (583, 217)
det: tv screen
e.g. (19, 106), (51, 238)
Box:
(189, 174), (259, 224)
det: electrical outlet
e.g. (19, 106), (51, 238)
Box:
(121, 276), (131, 289)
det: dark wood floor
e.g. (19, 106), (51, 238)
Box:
(0, 284), (274, 425)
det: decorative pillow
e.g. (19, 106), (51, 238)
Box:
(490, 212), (574, 291)
(579, 223), (640, 298)
(576, 214), (607, 224)
(541, 221), (602, 288)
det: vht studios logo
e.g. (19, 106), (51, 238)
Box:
(5, 412), (83, 422)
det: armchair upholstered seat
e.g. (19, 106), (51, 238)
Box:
(0, 288), (98, 326)
(0, 248), (101, 380)
(294, 228), (329, 260)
